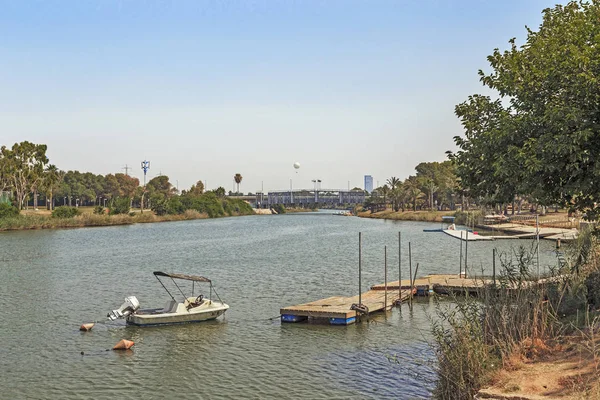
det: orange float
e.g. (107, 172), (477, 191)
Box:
(79, 323), (95, 331)
(112, 339), (135, 350)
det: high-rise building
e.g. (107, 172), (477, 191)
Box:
(364, 175), (373, 193)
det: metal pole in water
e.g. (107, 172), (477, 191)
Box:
(384, 245), (388, 311)
(409, 242), (413, 304)
(493, 248), (496, 286)
(359, 232), (362, 306)
(398, 232), (402, 304)
(536, 214), (540, 277)
(459, 231), (463, 275)
(465, 230), (469, 279)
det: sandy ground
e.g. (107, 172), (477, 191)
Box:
(478, 334), (600, 399)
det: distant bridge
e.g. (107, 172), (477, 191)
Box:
(258, 189), (366, 208)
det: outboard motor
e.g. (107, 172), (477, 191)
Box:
(107, 296), (140, 321)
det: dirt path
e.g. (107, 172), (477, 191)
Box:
(478, 335), (600, 399)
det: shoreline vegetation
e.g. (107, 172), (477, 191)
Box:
(0, 204), (320, 232)
(431, 229), (600, 399)
(0, 209), (215, 231)
(357, 209), (456, 222)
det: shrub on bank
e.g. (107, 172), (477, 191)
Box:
(432, 232), (600, 399)
(109, 197), (130, 215)
(0, 203), (19, 219)
(93, 206), (105, 215)
(272, 204), (286, 214)
(51, 206), (80, 218)
(223, 198), (254, 216)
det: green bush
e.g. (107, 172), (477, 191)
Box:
(0, 203), (19, 219)
(182, 192), (225, 218)
(52, 206), (81, 218)
(93, 206), (105, 215)
(151, 198), (168, 216)
(272, 204), (286, 214)
(223, 198), (254, 216)
(166, 197), (185, 215)
(109, 197), (130, 215)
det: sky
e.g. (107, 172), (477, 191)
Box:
(0, 0), (559, 193)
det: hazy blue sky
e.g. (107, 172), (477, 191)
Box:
(1, 0), (558, 192)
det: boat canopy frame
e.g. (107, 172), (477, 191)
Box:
(152, 271), (224, 305)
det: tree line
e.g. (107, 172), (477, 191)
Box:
(0, 141), (252, 218)
(367, 161), (461, 212)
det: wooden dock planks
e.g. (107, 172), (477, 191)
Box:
(371, 274), (492, 292)
(280, 289), (410, 325)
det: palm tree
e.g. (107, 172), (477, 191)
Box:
(387, 176), (400, 190)
(234, 173), (243, 194)
(380, 185), (390, 208)
(404, 177), (422, 211)
(43, 164), (63, 210)
(424, 179), (439, 211)
(387, 177), (400, 210)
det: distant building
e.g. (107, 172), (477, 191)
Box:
(364, 175), (373, 193)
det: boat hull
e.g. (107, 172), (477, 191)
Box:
(126, 302), (229, 327)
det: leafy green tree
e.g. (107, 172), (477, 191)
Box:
(451, 1), (600, 219)
(1, 141), (48, 210)
(147, 175), (175, 200)
(215, 186), (226, 198)
(189, 180), (205, 196)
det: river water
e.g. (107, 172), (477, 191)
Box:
(0, 212), (559, 399)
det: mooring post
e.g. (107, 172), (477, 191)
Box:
(359, 232), (362, 307)
(459, 231), (463, 275)
(465, 230), (469, 279)
(398, 232), (402, 305)
(384, 245), (388, 311)
(492, 248), (496, 287)
(409, 242), (413, 305)
(413, 263), (420, 295)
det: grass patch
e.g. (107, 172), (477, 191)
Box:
(358, 209), (455, 222)
(431, 231), (600, 399)
(0, 208), (211, 231)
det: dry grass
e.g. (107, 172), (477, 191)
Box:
(358, 209), (455, 222)
(0, 209), (211, 231)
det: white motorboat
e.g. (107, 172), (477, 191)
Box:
(108, 271), (229, 326)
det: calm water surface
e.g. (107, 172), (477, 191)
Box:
(0, 212), (558, 399)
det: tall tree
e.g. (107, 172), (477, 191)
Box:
(2, 141), (48, 210)
(234, 173), (243, 194)
(42, 165), (64, 210)
(451, 1), (600, 219)
(189, 180), (205, 196)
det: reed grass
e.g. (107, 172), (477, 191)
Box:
(432, 231), (600, 399)
(359, 209), (455, 222)
(0, 209), (210, 231)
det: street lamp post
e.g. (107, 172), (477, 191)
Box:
(141, 160), (150, 213)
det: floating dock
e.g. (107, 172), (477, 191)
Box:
(280, 289), (410, 325)
(280, 274), (499, 325)
(371, 274), (492, 296)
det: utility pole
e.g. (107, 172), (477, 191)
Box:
(122, 164), (131, 176)
(141, 160), (150, 213)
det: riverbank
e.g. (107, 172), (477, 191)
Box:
(0, 209), (216, 231)
(357, 209), (455, 222)
(478, 332), (600, 399)
(432, 229), (600, 399)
